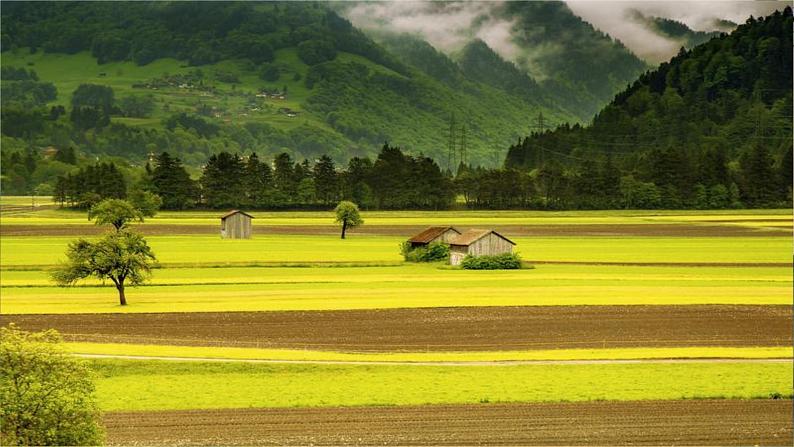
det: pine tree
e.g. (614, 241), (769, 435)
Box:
(312, 155), (338, 205)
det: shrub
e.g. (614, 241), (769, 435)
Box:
(461, 252), (522, 270)
(401, 241), (450, 262)
(0, 325), (104, 445)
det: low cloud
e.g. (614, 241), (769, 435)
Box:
(566, 1), (788, 62)
(342, 1), (789, 67)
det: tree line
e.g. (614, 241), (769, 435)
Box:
(45, 138), (790, 211)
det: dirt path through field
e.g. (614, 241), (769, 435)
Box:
(1, 223), (789, 237)
(103, 399), (793, 446)
(4, 305), (790, 351)
(75, 353), (791, 365)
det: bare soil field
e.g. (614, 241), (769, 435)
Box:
(4, 305), (790, 351)
(103, 399), (793, 446)
(1, 223), (789, 237)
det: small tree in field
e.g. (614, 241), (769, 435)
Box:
(88, 198), (146, 232)
(0, 324), (104, 446)
(334, 200), (363, 239)
(52, 230), (156, 306)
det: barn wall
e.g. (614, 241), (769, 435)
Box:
(221, 214), (252, 239)
(449, 245), (467, 266)
(438, 229), (462, 243)
(464, 234), (513, 257)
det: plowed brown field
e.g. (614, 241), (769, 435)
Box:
(102, 399), (793, 446)
(4, 305), (790, 351)
(1, 223), (789, 237)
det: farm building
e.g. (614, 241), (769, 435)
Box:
(220, 210), (254, 239)
(449, 229), (516, 266)
(407, 226), (462, 249)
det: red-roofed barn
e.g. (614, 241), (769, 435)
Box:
(407, 226), (462, 249)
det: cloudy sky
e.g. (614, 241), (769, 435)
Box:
(342, 1), (789, 64)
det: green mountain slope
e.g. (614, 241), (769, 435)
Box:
(505, 8), (792, 207)
(0, 1), (576, 168)
(632, 11), (723, 50)
(500, 1), (649, 121)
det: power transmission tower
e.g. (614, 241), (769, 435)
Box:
(447, 113), (457, 172)
(459, 123), (468, 168)
(535, 112), (546, 166)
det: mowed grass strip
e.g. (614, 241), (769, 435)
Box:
(65, 343), (793, 363)
(2, 207), (790, 225)
(2, 264), (790, 286)
(89, 359), (793, 411)
(3, 268), (789, 313)
(1, 235), (791, 267)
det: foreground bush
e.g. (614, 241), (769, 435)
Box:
(401, 241), (450, 262)
(461, 252), (522, 270)
(0, 325), (104, 446)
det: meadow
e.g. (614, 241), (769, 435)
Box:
(88, 359), (792, 411)
(1, 207), (791, 432)
(2, 263), (790, 314)
(67, 343), (793, 363)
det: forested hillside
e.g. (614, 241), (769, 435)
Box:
(0, 0), (575, 189)
(502, 8), (792, 209)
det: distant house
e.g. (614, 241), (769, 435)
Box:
(449, 229), (516, 266)
(220, 210), (254, 239)
(407, 226), (461, 249)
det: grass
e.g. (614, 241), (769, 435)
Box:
(1, 235), (791, 267)
(65, 343), (793, 362)
(87, 358), (793, 411)
(2, 264), (789, 314)
(1, 207), (791, 226)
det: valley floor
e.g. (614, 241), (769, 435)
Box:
(102, 400), (793, 446)
(1, 205), (791, 445)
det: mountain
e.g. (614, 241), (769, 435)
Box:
(632, 11), (723, 50)
(0, 1), (576, 172)
(339, 0), (650, 123)
(505, 8), (792, 207)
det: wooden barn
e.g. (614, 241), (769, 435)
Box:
(449, 229), (516, 266)
(220, 210), (253, 239)
(407, 226), (462, 249)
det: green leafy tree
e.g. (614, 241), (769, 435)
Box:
(127, 189), (162, 218)
(88, 198), (145, 231)
(334, 200), (363, 239)
(52, 230), (156, 306)
(0, 324), (104, 446)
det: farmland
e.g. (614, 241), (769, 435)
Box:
(0, 204), (792, 444)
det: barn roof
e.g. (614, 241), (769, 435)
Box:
(450, 229), (516, 246)
(220, 210), (255, 220)
(408, 226), (461, 244)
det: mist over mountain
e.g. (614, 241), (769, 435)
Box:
(341, 1), (648, 121)
(567, 0), (787, 63)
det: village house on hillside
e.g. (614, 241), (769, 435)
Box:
(220, 210), (253, 239)
(407, 226), (462, 249)
(449, 229), (516, 266)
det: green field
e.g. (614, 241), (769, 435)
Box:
(2, 209), (791, 417)
(89, 359), (793, 411)
(2, 263), (789, 314)
(67, 343), (793, 363)
(1, 235), (790, 267)
(1, 206), (791, 226)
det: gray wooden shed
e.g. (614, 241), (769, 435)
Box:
(449, 229), (516, 265)
(220, 210), (253, 239)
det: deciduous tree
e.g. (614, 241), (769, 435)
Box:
(334, 200), (363, 239)
(0, 324), (104, 446)
(52, 230), (156, 306)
